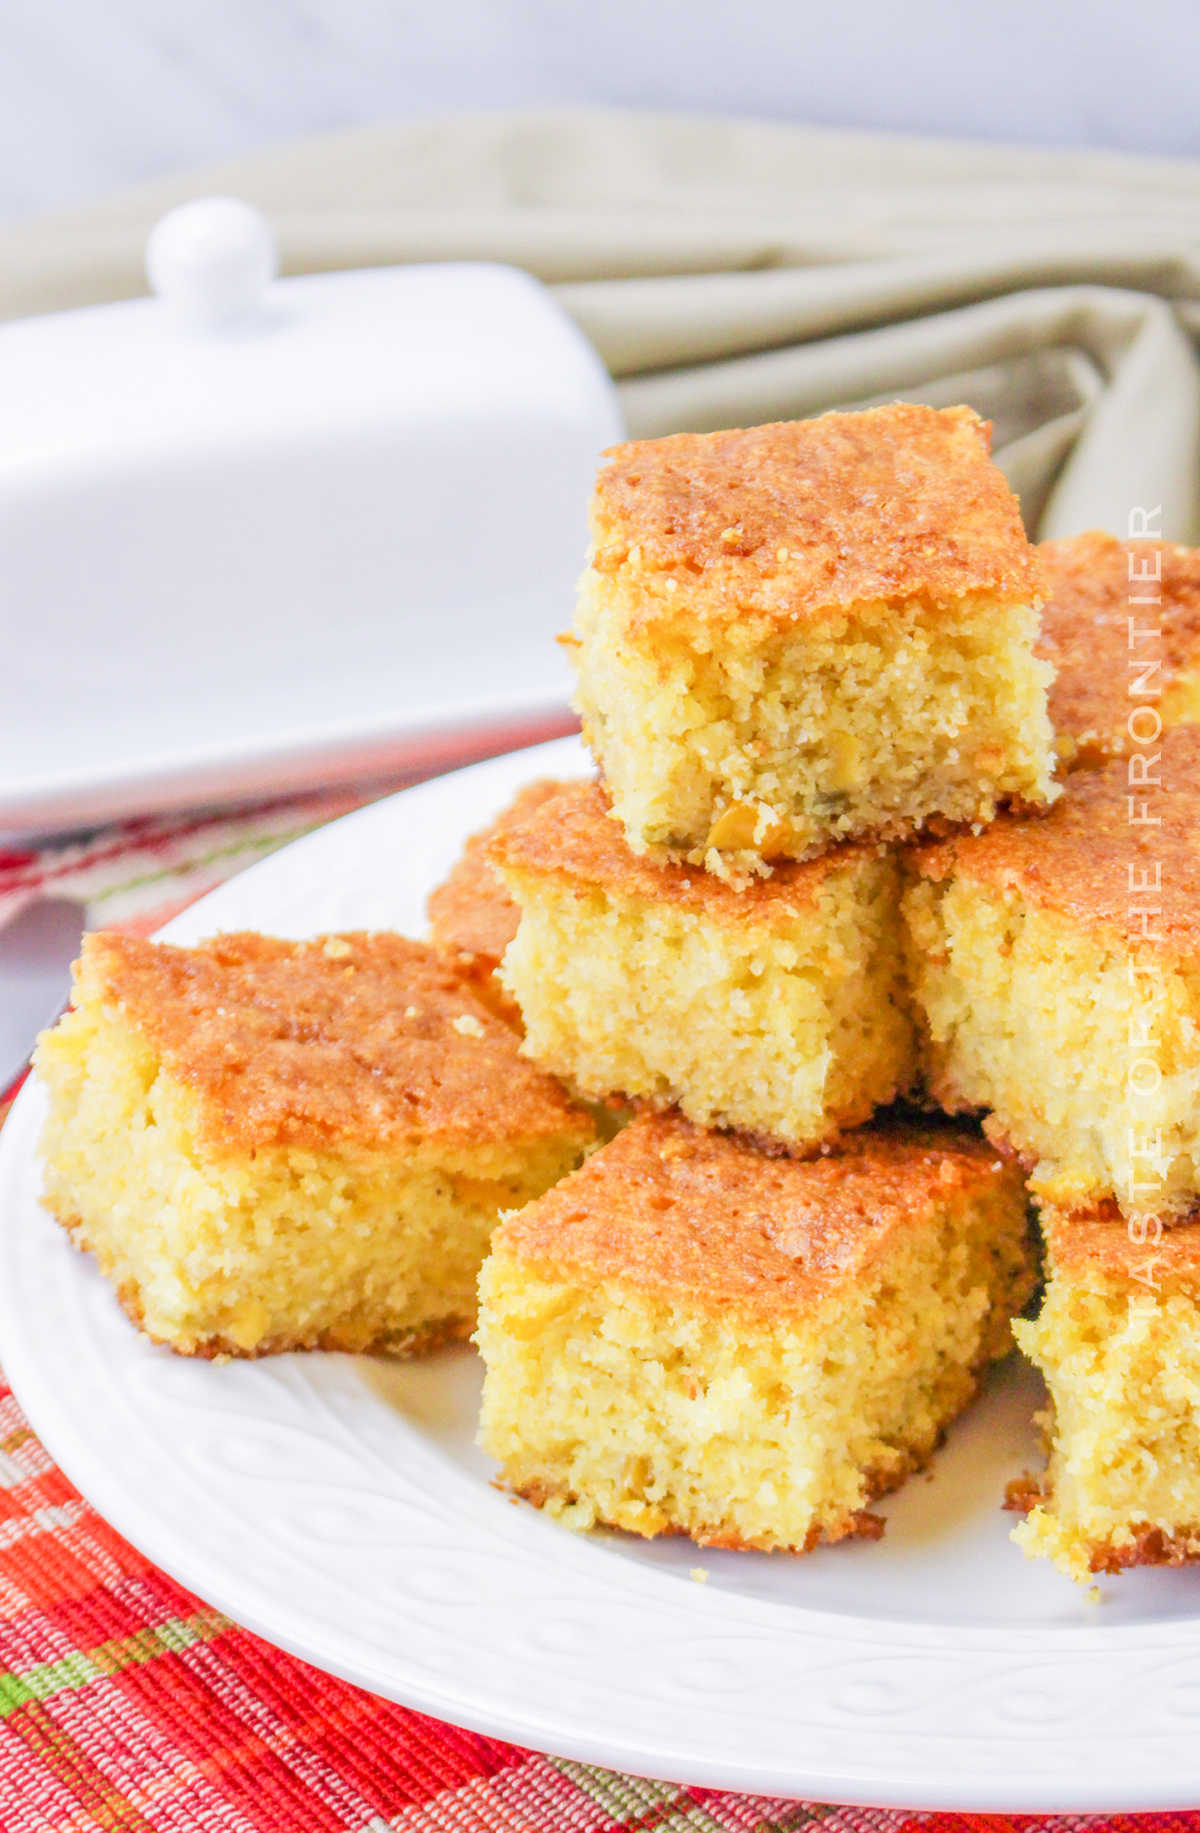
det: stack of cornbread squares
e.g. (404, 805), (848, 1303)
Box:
(472, 404), (1200, 1580)
(33, 402), (1200, 1587)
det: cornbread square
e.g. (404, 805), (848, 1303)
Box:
(491, 781), (916, 1150)
(35, 930), (593, 1357)
(1011, 1208), (1200, 1581)
(903, 728), (1200, 1224)
(477, 1113), (1035, 1551)
(427, 778), (577, 1026)
(1038, 530), (1200, 770)
(569, 404), (1056, 880)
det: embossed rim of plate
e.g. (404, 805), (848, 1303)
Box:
(3, 736), (1200, 1815)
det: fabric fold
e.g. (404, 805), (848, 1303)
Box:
(616, 285), (1200, 538)
(3, 106), (1200, 537)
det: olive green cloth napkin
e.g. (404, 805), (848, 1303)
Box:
(5, 106), (1200, 539)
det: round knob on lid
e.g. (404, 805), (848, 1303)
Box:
(145, 197), (278, 328)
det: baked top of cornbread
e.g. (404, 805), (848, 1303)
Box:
(77, 930), (591, 1156)
(908, 726), (1200, 954)
(1038, 531), (1200, 763)
(491, 780), (879, 920)
(427, 779), (574, 963)
(497, 1111), (1017, 1320)
(1041, 1205), (1200, 1291)
(587, 405), (1040, 628)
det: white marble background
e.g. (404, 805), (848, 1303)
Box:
(1, 0), (1199, 224)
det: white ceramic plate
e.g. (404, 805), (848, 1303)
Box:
(3, 735), (1200, 1815)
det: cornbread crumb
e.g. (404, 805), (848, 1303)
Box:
(903, 729), (1200, 1223)
(35, 930), (593, 1357)
(569, 405), (1056, 877)
(427, 779), (578, 1024)
(492, 781), (917, 1149)
(1012, 1208), (1200, 1581)
(477, 1114), (1035, 1552)
(1037, 531), (1200, 769)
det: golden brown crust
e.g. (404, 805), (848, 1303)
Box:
(589, 405), (1040, 629)
(1039, 1204), (1200, 1289)
(496, 1111), (1022, 1323)
(908, 726), (1200, 956)
(491, 780), (877, 922)
(430, 950), (523, 1031)
(1003, 1473), (1044, 1515)
(1009, 1470), (1200, 1571)
(1038, 532), (1200, 766)
(511, 1477), (890, 1552)
(1086, 1525), (1200, 1573)
(427, 779), (576, 965)
(188, 1316), (474, 1361)
(78, 929), (592, 1157)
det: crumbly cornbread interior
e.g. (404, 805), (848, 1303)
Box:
(903, 733), (1200, 1223)
(35, 930), (592, 1357)
(477, 1115), (1035, 1553)
(573, 588), (1056, 879)
(904, 875), (1200, 1222)
(570, 406), (1056, 878)
(1012, 1211), (1200, 1581)
(493, 782), (916, 1148)
(1037, 531), (1200, 770)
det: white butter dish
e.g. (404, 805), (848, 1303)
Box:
(0, 202), (622, 835)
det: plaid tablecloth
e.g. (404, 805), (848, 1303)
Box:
(1, 761), (1197, 1832)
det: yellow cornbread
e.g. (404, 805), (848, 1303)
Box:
(1037, 531), (1200, 771)
(477, 1113), (1036, 1552)
(568, 404), (1056, 880)
(491, 781), (917, 1151)
(35, 930), (593, 1357)
(903, 728), (1200, 1225)
(1012, 1208), (1200, 1581)
(426, 778), (579, 1027)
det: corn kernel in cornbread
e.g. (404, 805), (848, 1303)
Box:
(903, 728), (1200, 1224)
(1011, 1208), (1200, 1581)
(569, 404), (1056, 879)
(1037, 530), (1200, 770)
(427, 778), (578, 1025)
(477, 1113), (1035, 1551)
(35, 930), (593, 1357)
(491, 781), (916, 1150)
